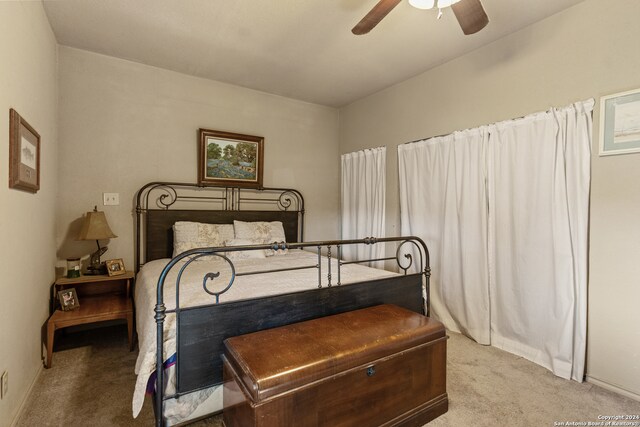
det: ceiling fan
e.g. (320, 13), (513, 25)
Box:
(352, 0), (489, 36)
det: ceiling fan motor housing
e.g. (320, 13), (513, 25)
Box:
(353, 0), (488, 35)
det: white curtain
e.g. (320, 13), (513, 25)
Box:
(398, 130), (491, 345)
(487, 100), (592, 381)
(341, 147), (386, 266)
(398, 99), (593, 381)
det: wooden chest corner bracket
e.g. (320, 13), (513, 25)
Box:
(222, 304), (449, 427)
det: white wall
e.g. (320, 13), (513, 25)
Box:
(56, 47), (340, 271)
(0, 2), (58, 425)
(339, 0), (640, 399)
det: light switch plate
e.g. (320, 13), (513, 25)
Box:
(103, 192), (119, 206)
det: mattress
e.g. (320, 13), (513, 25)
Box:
(133, 249), (399, 423)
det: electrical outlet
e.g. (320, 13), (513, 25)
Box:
(1, 371), (7, 399)
(103, 192), (120, 206)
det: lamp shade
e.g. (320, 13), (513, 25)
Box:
(78, 209), (117, 240)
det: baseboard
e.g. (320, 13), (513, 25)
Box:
(586, 375), (640, 402)
(9, 363), (43, 427)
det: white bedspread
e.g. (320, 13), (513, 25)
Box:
(133, 250), (398, 420)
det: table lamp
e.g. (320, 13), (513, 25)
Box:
(78, 206), (117, 275)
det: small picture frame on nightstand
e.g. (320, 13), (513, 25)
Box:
(58, 288), (80, 311)
(105, 258), (126, 276)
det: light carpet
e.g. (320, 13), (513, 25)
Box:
(15, 324), (640, 426)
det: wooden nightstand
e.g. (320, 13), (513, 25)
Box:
(46, 271), (134, 368)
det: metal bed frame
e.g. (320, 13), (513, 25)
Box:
(135, 182), (430, 427)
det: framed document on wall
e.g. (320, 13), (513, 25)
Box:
(600, 88), (640, 156)
(9, 109), (41, 193)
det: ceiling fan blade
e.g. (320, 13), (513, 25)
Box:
(451, 0), (489, 35)
(352, 0), (402, 35)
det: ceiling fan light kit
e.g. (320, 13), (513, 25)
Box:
(436, 0), (462, 8)
(353, 0), (488, 35)
(409, 0), (462, 9)
(408, 0), (435, 9)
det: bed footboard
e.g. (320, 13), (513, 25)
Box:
(178, 274), (424, 392)
(152, 237), (430, 427)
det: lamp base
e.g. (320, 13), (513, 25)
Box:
(85, 264), (108, 276)
(87, 242), (109, 275)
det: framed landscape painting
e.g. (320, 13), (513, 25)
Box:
(198, 128), (264, 188)
(600, 88), (640, 156)
(9, 109), (41, 193)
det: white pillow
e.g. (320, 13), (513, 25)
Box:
(223, 238), (267, 260)
(233, 220), (288, 256)
(173, 221), (234, 258)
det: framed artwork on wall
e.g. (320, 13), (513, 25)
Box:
(600, 88), (640, 156)
(198, 128), (264, 188)
(9, 109), (41, 192)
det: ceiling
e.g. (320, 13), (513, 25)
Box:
(43, 0), (585, 107)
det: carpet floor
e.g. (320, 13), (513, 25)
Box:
(15, 324), (640, 426)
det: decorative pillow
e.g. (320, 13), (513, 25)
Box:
(233, 220), (288, 256)
(172, 221), (235, 258)
(223, 238), (267, 260)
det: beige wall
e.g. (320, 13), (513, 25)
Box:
(340, 0), (640, 399)
(56, 47), (340, 271)
(0, 2), (58, 425)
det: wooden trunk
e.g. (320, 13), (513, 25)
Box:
(222, 304), (448, 427)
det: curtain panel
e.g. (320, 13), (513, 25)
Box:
(398, 131), (491, 345)
(341, 147), (386, 267)
(398, 99), (593, 382)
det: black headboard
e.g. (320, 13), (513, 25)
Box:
(135, 182), (304, 271)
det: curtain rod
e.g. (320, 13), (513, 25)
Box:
(402, 112), (535, 146)
(342, 145), (386, 154)
(403, 133), (450, 145)
(402, 98), (594, 146)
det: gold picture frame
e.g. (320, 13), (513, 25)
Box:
(9, 109), (41, 193)
(58, 288), (80, 311)
(105, 258), (126, 276)
(198, 128), (264, 188)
